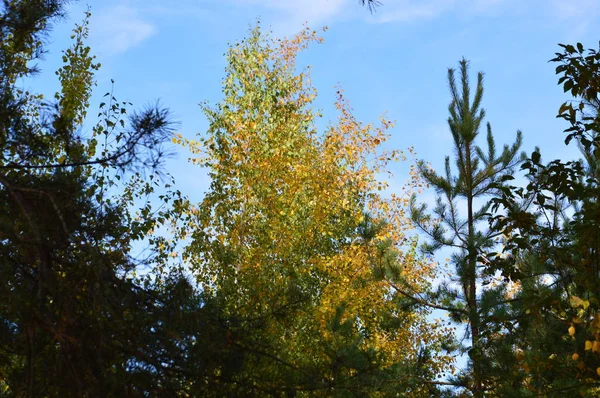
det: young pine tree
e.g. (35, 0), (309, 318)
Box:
(410, 59), (523, 396)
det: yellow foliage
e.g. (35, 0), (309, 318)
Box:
(171, 24), (450, 393)
(515, 350), (525, 361)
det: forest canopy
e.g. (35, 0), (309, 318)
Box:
(1, 0), (600, 396)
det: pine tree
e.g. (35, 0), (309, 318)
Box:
(0, 4), (191, 395)
(410, 59), (523, 396)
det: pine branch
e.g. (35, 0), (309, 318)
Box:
(359, 0), (382, 12)
(389, 281), (468, 315)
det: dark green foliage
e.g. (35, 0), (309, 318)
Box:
(486, 42), (600, 395)
(0, 2), (205, 396)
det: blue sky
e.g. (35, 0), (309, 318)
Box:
(33, 0), (599, 203)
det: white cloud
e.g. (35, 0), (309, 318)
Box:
(256, 0), (347, 20)
(223, 0), (521, 31)
(373, 0), (457, 23)
(551, 0), (600, 19)
(549, 0), (599, 39)
(238, 0), (346, 19)
(91, 5), (156, 56)
(123, 0), (597, 39)
(233, 0), (515, 27)
(232, 0), (350, 35)
(370, 0), (518, 23)
(467, 0), (512, 14)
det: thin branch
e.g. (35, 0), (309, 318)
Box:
(389, 281), (468, 315)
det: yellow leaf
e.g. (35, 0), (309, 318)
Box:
(515, 350), (525, 361)
(570, 295), (589, 309)
(593, 313), (600, 329)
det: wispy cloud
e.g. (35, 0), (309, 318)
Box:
(370, 0), (519, 23)
(233, 0), (515, 28)
(91, 5), (156, 56)
(467, 0), (512, 15)
(87, 0), (597, 48)
(231, 0), (350, 35)
(549, 0), (599, 39)
(373, 0), (457, 23)
(550, 0), (600, 19)
(254, 0), (347, 20)
(373, 0), (600, 24)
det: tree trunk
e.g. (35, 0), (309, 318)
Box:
(466, 143), (482, 397)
